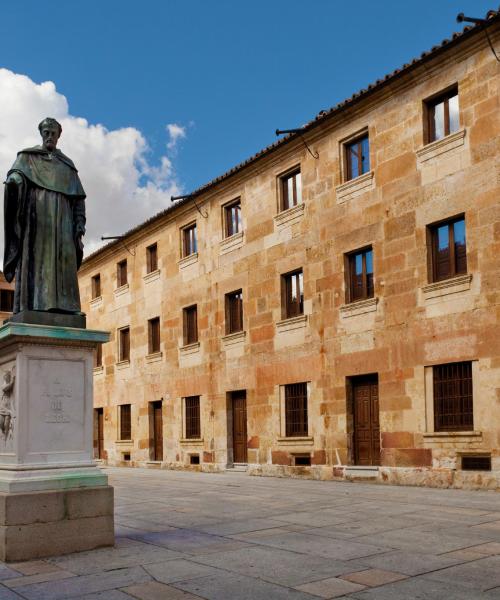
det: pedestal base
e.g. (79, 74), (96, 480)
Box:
(0, 486), (114, 561)
(0, 322), (113, 561)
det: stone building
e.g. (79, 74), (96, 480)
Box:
(79, 12), (500, 489)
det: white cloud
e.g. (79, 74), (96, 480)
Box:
(0, 68), (183, 258)
(166, 123), (186, 151)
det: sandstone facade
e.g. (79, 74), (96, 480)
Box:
(79, 18), (500, 489)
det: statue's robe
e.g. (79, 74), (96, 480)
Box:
(3, 146), (86, 314)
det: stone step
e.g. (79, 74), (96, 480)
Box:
(344, 466), (380, 479)
(225, 464), (248, 473)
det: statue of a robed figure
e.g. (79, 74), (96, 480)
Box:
(3, 118), (86, 327)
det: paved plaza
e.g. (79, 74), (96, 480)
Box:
(0, 468), (499, 599)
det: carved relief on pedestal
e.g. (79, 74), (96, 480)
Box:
(0, 363), (16, 452)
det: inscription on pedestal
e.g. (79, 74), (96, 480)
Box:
(28, 358), (85, 455)
(43, 379), (71, 423)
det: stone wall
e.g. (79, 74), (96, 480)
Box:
(79, 28), (500, 489)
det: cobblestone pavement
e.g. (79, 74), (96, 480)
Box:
(1, 468), (500, 599)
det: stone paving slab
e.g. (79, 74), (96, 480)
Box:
(295, 575), (367, 598)
(2, 467), (500, 599)
(123, 581), (202, 599)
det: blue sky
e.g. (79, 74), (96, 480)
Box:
(0, 1), (495, 246)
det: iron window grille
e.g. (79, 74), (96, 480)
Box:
(183, 305), (198, 345)
(119, 327), (130, 362)
(345, 134), (370, 181)
(429, 217), (467, 282)
(347, 247), (374, 302)
(182, 223), (197, 257)
(427, 87), (459, 143)
(91, 274), (101, 299)
(148, 317), (161, 354)
(146, 243), (158, 273)
(433, 361), (473, 432)
(285, 382), (308, 437)
(119, 404), (132, 440)
(224, 200), (242, 238)
(282, 270), (304, 319)
(280, 169), (302, 211)
(185, 396), (201, 439)
(117, 259), (128, 287)
(225, 290), (243, 334)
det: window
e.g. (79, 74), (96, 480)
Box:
(0, 289), (14, 312)
(285, 383), (308, 437)
(146, 243), (158, 273)
(224, 199), (242, 238)
(280, 169), (302, 211)
(91, 274), (101, 299)
(345, 134), (370, 181)
(429, 217), (467, 282)
(94, 343), (103, 368)
(118, 327), (130, 362)
(282, 270), (303, 319)
(119, 404), (132, 440)
(347, 247), (374, 302)
(433, 361), (473, 432)
(225, 290), (243, 334)
(185, 396), (201, 439)
(183, 305), (198, 345)
(182, 223), (197, 257)
(117, 259), (127, 287)
(427, 87), (459, 143)
(148, 317), (160, 354)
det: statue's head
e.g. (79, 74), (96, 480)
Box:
(38, 117), (62, 152)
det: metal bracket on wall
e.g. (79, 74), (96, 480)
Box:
(275, 128), (319, 159)
(101, 236), (136, 256)
(171, 194), (209, 219)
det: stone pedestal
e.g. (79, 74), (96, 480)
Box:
(0, 322), (113, 561)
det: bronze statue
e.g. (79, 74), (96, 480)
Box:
(3, 118), (86, 327)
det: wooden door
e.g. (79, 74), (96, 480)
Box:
(353, 377), (380, 466)
(152, 401), (163, 461)
(232, 391), (247, 463)
(95, 408), (104, 459)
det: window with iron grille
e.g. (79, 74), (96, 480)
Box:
(426, 87), (459, 143)
(185, 396), (201, 439)
(91, 274), (101, 299)
(183, 305), (198, 345)
(182, 223), (197, 257)
(345, 134), (370, 181)
(225, 290), (243, 334)
(285, 383), (308, 437)
(117, 259), (127, 287)
(119, 404), (132, 440)
(148, 317), (160, 354)
(94, 343), (103, 368)
(280, 169), (302, 211)
(347, 247), (374, 302)
(433, 361), (473, 432)
(282, 270), (303, 319)
(119, 327), (130, 362)
(429, 217), (467, 282)
(0, 289), (14, 312)
(224, 199), (242, 238)
(146, 243), (158, 273)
